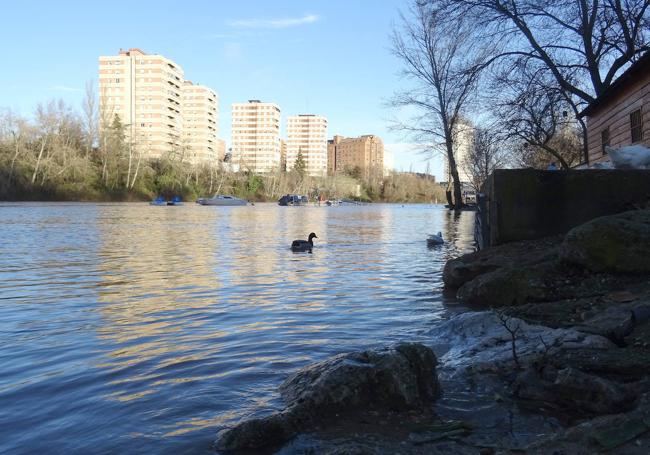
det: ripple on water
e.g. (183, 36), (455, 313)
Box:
(0, 202), (475, 455)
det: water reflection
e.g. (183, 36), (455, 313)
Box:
(0, 202), (475, 455)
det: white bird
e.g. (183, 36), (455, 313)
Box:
(427, 231), (444, 246)
(605, 145), (650, 169)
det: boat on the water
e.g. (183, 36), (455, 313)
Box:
(196, 194), (248, 206)
(278, 194), (308, 206)
(150, 196), (182, 206)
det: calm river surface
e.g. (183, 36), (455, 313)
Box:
(0, 202), (474, 454)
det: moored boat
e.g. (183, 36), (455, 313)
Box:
(278, 194), (308, 206)
(150, 196), (182, 206)
(196, 194), (248, 206)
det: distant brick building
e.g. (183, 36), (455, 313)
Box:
(582, 53), (650, 164)
(327, 135), (384, 180)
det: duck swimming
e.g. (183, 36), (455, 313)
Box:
(291, 233), (318, 253)
(427, 231), (444, 246)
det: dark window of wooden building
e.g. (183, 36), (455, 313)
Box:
(601, 128), (610, 155)
(630, 109), (643, 143)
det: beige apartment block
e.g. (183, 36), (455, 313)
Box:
(215, 139), (226, 162)
(99, 48), (223, 164)
(99, 48), (184, 159)
(327, 134), (384, 180)
(231, 100), (281, 173)
(181, 81), (219, 163)
(287, 115), (328, 176)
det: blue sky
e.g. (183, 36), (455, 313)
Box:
(0, 0), (444, 178)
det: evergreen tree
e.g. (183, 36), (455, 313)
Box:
(293, 149), (306, 180)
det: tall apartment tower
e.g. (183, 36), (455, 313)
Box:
(327, 135), (384, 180)
(99, 48), (184, 159)
(231, 100), (281, 172)
(286, 115), (328, 176)
(99, 48), (223, 164)
(181, 81), (219, 163)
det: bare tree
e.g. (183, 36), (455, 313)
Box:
(82, 80), (98, 156)
(464, 127), (508, 191)
(492, 60), (583, 169)
(431, 0), (650, 163)
(391, 0), (489, 210)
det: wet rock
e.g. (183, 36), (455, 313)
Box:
(633, 304), (650, 324)
(427, 312), (613, 377)
(215, 343), (440, 451)
(576, 307), (635, 345)
(548, 347), (650, 381)
(560, 210), (650, 274)
(455, 262), (557, 307)
(527, 392), (650, 453)
(443, 236), (560, 289)
(214, 411), (296, 452)
(515, 365), (638, 415)
(322, 444), (378, 455)
(280, 342), (439, 411)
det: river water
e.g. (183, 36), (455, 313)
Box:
(0, 202), (475, 454)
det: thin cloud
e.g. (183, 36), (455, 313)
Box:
(223, 42), (243, 59)
(49, 85), (83, 93)
(229, 13), (319, 29)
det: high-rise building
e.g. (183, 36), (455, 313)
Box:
(327, 135), (384, 180)
(286, 115), (328, 176)
(231, 100), (281, 172)
(215, 139), (226, 162)
(98, 48), (222, 164)
(181, 81), (219, 163)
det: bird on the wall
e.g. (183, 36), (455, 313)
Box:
(605, 145), (650, 169)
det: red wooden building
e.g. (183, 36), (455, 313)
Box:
(582, 53), (650, 164)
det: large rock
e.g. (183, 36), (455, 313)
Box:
(575, 307), (635, 345)
(280, 342), (439, 411)
(560, 209), (650, 274)
(455, 262), (558, 307)
(443, 235), (561, 289)
(215, 343), (439, 451)
(427, 312), (613, 377)
(527, 392), (650, 453)
(515, 365), (638, 415)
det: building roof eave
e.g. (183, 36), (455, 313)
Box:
(580, 51), (650, 118)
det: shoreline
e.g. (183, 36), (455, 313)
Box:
(214, 209), (650, 454)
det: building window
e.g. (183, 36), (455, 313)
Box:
(601, 128), (610, 155)
(630, 109), (643, 143)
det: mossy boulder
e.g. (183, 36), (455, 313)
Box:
(560, 210), (650, 274)
(443, 235), (561, 289)
(215, 343), (439, 451)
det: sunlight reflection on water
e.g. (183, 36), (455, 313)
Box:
(0, 202), (475, 454)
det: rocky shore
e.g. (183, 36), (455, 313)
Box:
(215, 210), (650, 454)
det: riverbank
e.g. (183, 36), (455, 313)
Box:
(0, 157), (445, 204)
(215, 209), (650, 454)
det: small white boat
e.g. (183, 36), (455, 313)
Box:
(196, 194), (248, 206)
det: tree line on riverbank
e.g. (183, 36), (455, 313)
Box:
(0, 100), (444, 203)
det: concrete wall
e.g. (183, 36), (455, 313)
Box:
(481, 169), (650, 246)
